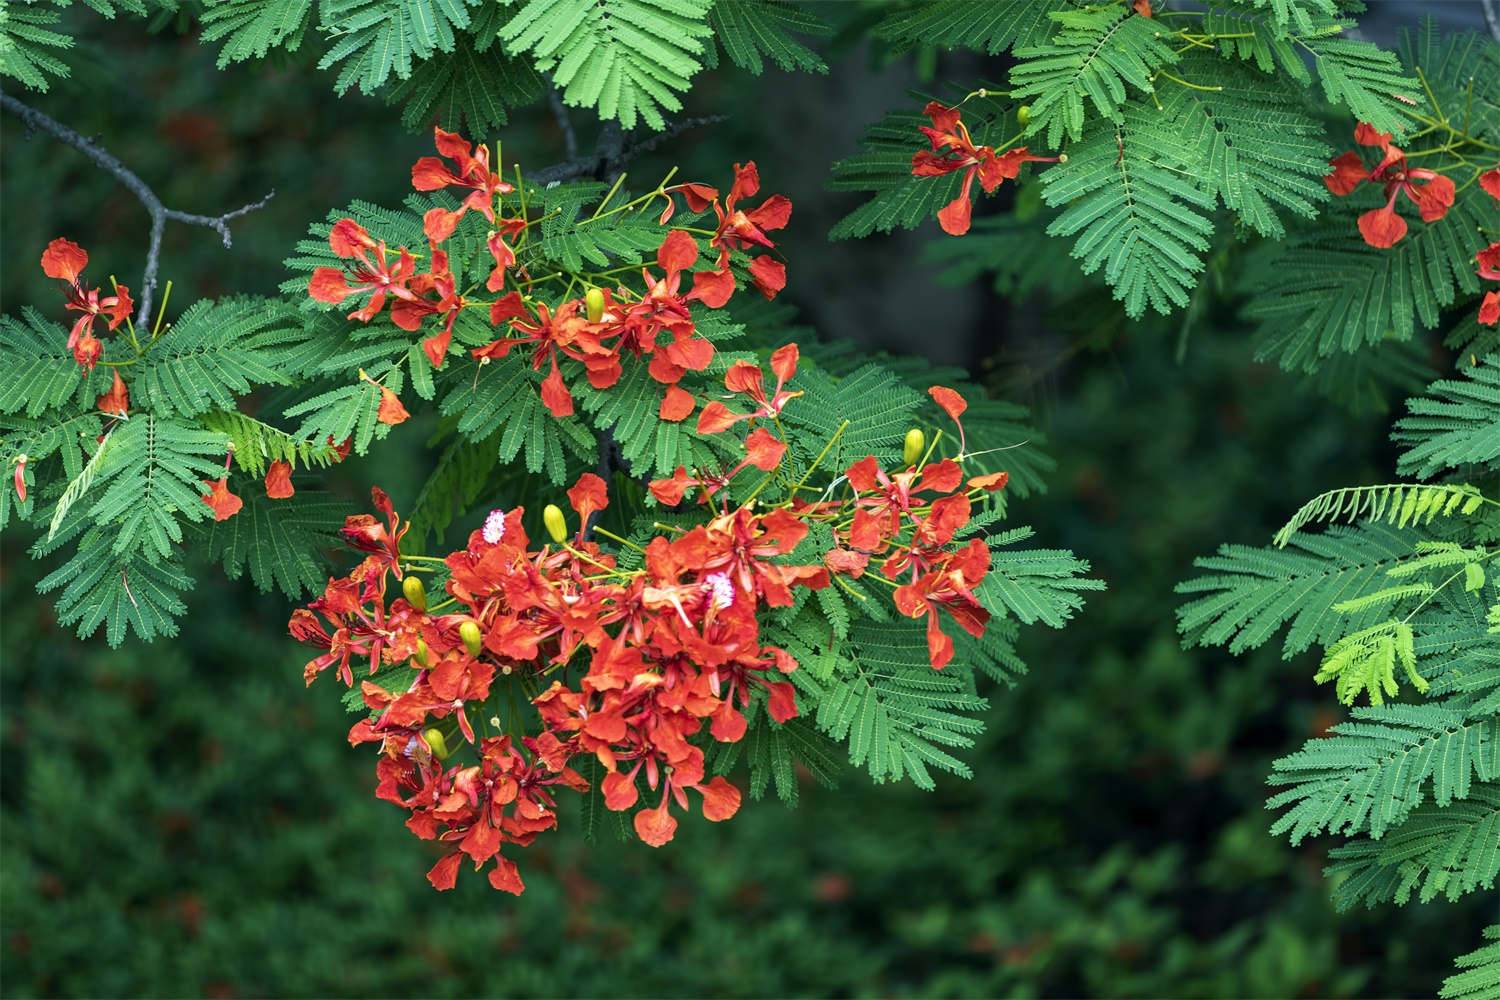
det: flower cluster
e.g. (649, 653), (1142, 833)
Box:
(1476, 167), (1500, 327)
(1323, 123), (1457, 248)
(307, 128), (791, 422)
(38, 238), (132, 372)
(291, 374), (1012, 894)
(910, 102), (1059, 236)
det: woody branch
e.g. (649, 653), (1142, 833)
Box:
(0, 91), (275, 329)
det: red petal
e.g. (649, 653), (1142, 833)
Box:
(539, 362), (575, 418)
(308, 268), (351, 304)
(40, 238), (88, 283)
(567, 472), (608, 522)
(688, 267), (735, 308)
(1323, 151), (1368, 196)
(411, 156), (460, 191)
(1480, 291), (1500, 327)
(487, 857), (525, 895)
(764, 682), (798, 723)
(936, 193), (972, 236)
(96, 369), (130, 416)
(967, 470), (1009, 492)
(657, 229), (699, 275)
(769, 343), (798, 386)
(1357, 205), (1408, 248)
(928, 385), (968, 422)
(422, 327), (452, 368)
(633, 801), (678, 847)
(201, 478), (243, 522)
(1408, 174), (1455, 222)
(328, 219), (375, 258)
(749, 256), (787, 300)
(432, 126), (472, 162)
(376, 386), (410, 426)
(698, 776), (741, 822)
(659, 385), (695, 422)
(925, 611), (955, 669)
(1354, 122), (1393, 148)
(426, 852), (462, 891)
(1481, 168), (1500, 202)
(743, 427), (786, 471)
(489, 291), (528, 326)
(747, 194), (792, 234)
(264, 460), (295, 500)
(696, 401), (741, 436)
(423, 207), (460, 243)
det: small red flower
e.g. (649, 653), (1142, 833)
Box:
(265, 459), (295, 499)
(13, 455), (28, 504)
(696, 344), (802, 435)
(911, 103), (1058, 236)
(40, 238), (133, 371)
(96, 369), (129, 417)
(1325, 125), (1456, 248)
(410, 127), (513, 241)
(309, 219), (419, 322)
(1481, 167), (1500, 202)
(376, 385), (410, 426)
(201, 478), (243, 521)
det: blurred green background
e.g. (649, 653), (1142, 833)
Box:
(2, 5), (1495, 997)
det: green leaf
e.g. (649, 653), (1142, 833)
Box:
(499, 0), (714, 131)
(35, 531), (193, 646)
(1041, 114), (1217, 319)
(1009, 5), (1176, 148)
(199, 0), (314, 65)
(206, 489), (346, 598)
(133, 297), (303, 418)
(0, 307), (102, 417)
(873, 0), (1068, 56)
(708, 0), (828, 76)
(1395, 357), (1500, 480)
(0, 0), (73, 92)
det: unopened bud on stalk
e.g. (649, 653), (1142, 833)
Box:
(422, 728), (452, 760)
(402, 575), (427, 611)
(414, 637), (429, 667)
(903, 428), (926, 466)
(543, 503), (568, 543)
(584, 287), (605, 323)
(1017, 104), (1032, 126)
(459, 621), (483, 657)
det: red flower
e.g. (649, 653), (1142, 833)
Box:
(265, 460), (295, 499)
(1478, 243), (1500, 281)
(390, 248), (465, 368)
(472, 300), (615, 419)
(567, 472), (609, 528)
(13, 456), (28, 504)
(677, 163), (792, 306)
(40, 238), (133, 371)
(96, 369), (129, 416)
(1480, 291), (1500, 327)
(201, 478), (243, 521)
(893, 538), (991, 669)
(308, 219), (419, 321)
(1481, 167), (1500, 202)
(376, 385), (410, 425)
(697, 344), (802, 434)
(410, 128), (513, 241)
(659, 385), (695, 422)
(911, 103), (1058, 235)
(1325, 125), (1457, 248)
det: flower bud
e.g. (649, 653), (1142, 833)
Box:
(459, 621), (483, 657)
(1016, 104), (1032, 126)
(584, 287), (605, 323)
(903, 428), (926, 466)
(414, 637), (429, 667)
(543, 503), (568, 543)
(402, 575), (427, 611)
(423, 727), (452, 760)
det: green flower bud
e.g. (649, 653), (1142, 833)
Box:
(585, 287), (605, 323)
(414, 637), (429, 668)
(543, 503), (568, 543)
(459, 620), (483, 657)
(903, 428), (926, 467)
(402, 575), (427, 611)
(1016, 104), (1032, 126)
(422, 727), (452, 760)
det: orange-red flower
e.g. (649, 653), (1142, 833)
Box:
(308, 219), (419, 322)
(697, 343), (802, 434)
(265, 459), (295, 499)
(201, 478), (243, 521)
(911, 103), (1058, 235)
(1324, 124), (1456, 248)
(410, 127), (514, 241)
(40, 238), (133, 371)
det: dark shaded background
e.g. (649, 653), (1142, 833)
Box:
(3, 3), (1496, 996)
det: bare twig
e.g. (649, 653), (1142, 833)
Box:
(1, 91), (276, 328)
(1483, 0), (1500, 44)
(527, 114), (725, 187)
